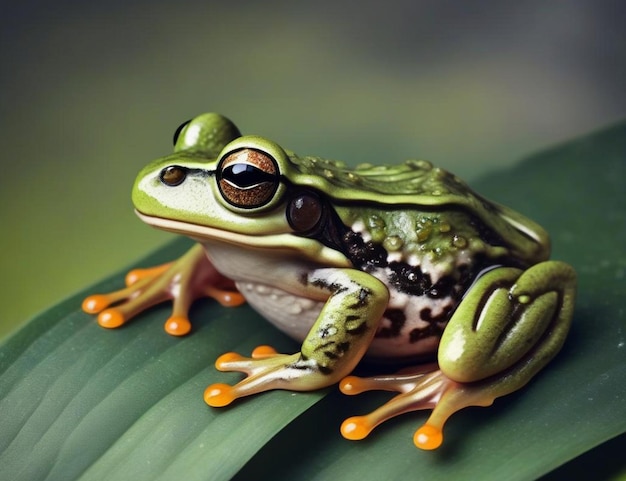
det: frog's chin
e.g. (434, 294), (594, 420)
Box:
(134, 210), (351, 266)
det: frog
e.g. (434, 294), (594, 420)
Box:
(82, 113), (576, 450)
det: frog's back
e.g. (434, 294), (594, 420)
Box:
(288, 154), (469, 199)
(286, 153), (549, 266)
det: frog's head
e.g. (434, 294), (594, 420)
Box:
(132, 113), (349, 263)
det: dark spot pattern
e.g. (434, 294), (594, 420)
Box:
(387, 262), (431, 296)
(426, 275), (457, 299)
(409, 323), (445, 343)
(310, 278), (348, 295)
(347, 287), (372, 309)
(376, 308), (407, 338)
(293, 206), (526, 353)
(312, 338), (352, 370)
(318, 326), (334, 338)
(317, 365), (333, 375)
(346, 320), (368, 336)
(292, 353), (334, 375)
(321, 341), (351, 360)
(342, 231), (388, 271)
(420, 305), (453, 322)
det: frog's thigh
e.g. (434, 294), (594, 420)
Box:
(300, 268), (389, 382)
(438, 261), (576, 386)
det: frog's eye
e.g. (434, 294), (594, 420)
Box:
(160, 165), (187, 186)
(173, 119), (191, 145)
(217, 148), (280, 209)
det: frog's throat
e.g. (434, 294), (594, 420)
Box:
(135, 210), (351, 266)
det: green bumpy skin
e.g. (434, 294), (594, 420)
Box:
(83, 112), (577, 450)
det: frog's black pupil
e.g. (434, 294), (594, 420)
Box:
(222, 163), (276, 188)
(172, 119), (191, 146)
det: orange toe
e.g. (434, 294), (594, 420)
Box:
(413, 424), (443, 450)
(339, 376), (366, 395)
(97, 309), (125, 329)
(215, 352), (245, 369)
(165, 316), (191, 336)
(82, 295), (110, 314)
(341, 416), (374, 441)
(251, 345), (278, 358)
(205, 286), (245, 307)
(204, 383), (236, 407)
(125, 264), (171, 286)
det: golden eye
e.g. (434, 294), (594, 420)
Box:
(217, 148), (279, 209)
(160, 165), (187, 186)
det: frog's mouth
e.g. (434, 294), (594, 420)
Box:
(135, 210), (351, 266)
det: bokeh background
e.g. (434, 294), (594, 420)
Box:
(1, 0), (625, 338)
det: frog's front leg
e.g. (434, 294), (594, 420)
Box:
(204, 268), (389, 407)
(340, 260), (576, 450)
(82, 243), (245, 335)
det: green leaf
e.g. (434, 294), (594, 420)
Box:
(1, 122), (625, 481)
(0, 241), (324, 481)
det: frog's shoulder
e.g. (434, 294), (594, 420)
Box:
(286, 153), (548, 264)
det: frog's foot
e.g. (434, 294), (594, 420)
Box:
(339, 365), (498, 450)
(82, 243), (245, 336)
(341, 261), (577, 450)
(204, 345), (329, 407)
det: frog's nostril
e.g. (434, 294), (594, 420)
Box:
(160, 165), (187, 186)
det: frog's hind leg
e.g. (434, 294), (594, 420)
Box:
(340, 261), (577, 450)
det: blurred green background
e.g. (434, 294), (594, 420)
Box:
(1, 0), (625, 339)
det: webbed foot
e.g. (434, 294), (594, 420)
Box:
(82, 243), (244, 335)
(340, 366), (497, 450)
(204, 345), (313, 407)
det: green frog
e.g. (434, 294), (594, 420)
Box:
(83, 113), (576, 450)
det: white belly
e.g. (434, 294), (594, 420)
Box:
(203, 241), (449, 361)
